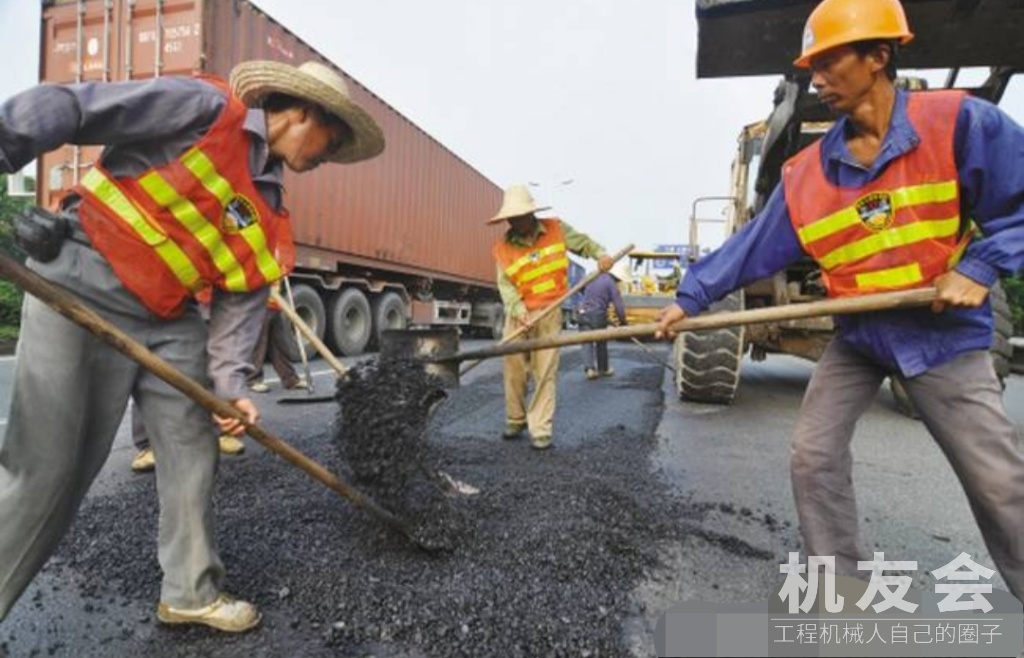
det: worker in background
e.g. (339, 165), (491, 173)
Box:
(247, 286), (308, 394)
(0, 59), (384, 631)
(489, 184), (613, 450)
(577, 260), (628, 380)
(657, 0), (1024, 600)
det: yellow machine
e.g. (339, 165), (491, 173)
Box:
(615, 250), (683, 327)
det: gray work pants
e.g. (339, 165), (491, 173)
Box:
(792, 338), (1024, 602)
(0, 241), (223, 617)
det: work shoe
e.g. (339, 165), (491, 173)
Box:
(131, 448), (156, 473)
(218, 434), (245, 456)
(248, 381), (270, 393)
(530, 435), (553, 451)
(585, 368), (599, 380)
(599, 368), (615, 377)
(285, 377), (309, 390)
(502, 422), (526, 440)
(157, 593), (261, 633)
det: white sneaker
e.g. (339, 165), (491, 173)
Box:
(218, 434), (245, 456)
(157, 594), (261, 633)
(131, 448), (155, 472)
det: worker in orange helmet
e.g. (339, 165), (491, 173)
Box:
(659, 0), (1024, 600)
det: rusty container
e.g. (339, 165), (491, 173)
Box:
(37, 0), (503, 289)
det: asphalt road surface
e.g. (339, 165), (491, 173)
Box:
(0, 341), (1021, 657)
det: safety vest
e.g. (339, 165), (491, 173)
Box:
(493, 218), (569, 311)
(74, 76), (294, 318)
(783, 90), (970, 297)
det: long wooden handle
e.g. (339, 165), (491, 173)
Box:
(442, 288), (938, 363)
(460, 242), (635, 375)
(270, 286), (348, 377)
(0, 253), (414, 541)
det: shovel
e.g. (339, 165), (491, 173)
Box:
(0, 252), (422, 546)
(411, 287), (938, 383)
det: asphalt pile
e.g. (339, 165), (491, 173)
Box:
(334, 357), (465, 550)
(24, 351), (783, 658)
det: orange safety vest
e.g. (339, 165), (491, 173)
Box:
(74, 76), (294, 318)
(493, 218), (570, 311)
(783, 90), (971, 297)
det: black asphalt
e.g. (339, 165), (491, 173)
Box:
(2, 347), (769, 657)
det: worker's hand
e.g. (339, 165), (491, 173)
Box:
(512, 312), (531, 329)
(214, 398), (260, 437)
(597, 255), (614, 272)
(931, 271), (989, 313)
(655, 303), (687, 340)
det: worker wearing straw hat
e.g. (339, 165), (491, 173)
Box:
(657, 0), (1024, 600)
(489, 184), (614, 450)
(0, 59), (382, 632)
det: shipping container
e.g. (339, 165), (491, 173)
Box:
(37, 0), (507, 355)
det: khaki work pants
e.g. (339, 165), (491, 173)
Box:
(792, 338), (1024, 602)
(502, 310), (563, 439)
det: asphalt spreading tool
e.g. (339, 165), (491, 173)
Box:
(392, 287), (939, 385)
(0, 251), (432, 548)
(281, 277), (315, 395)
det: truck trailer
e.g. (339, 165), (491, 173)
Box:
(36, 0), (507, 357)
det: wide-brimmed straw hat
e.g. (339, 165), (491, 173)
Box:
(229, 60), (385, 164)
(487, 184), (551, 225)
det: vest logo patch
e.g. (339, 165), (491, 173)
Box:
(223, 195), (260, 232)
(855, 192), (893, 232)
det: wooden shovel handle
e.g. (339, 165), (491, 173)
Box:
(443, 287), (938, 363)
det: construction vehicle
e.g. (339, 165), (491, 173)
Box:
(36, 0), (506, 359)
(617, 250), (683, 327)
(677, 0), (1022, 408)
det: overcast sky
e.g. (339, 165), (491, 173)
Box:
(2, 1), (1022, 259)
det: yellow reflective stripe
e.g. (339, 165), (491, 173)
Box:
(506, 243), (566, 277)
(137, 171), (249, 291)
(519, 257), (570, 283)
(531, 279), (556, 295)
(181, 148), (233, 204)
(179, 148), (283, 285)
(237, 225), (283, 284)
(819, 216), (960, 270)
(80, 168), (202, 290)
(799, 181), (959, 244)
(855, 263), (924, 290)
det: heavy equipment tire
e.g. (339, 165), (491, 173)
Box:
(673, 291), (745, 404)
(371, 291), (408, 348)
(327, 288), (372, 356)
(281, 283), (326, 363)
(890, 281), (1013, 417)
(991, 281), (1013, 384)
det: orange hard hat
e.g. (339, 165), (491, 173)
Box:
(794, 0), (914, 68)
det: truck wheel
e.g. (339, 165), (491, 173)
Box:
(371, 291), (407, 348)
(490, 306), (504, 340)
(327, 288), (372, 356)
(890, 281), (1013, 418)
(674, 291), (745, 404)
(281, 283), (326, 363)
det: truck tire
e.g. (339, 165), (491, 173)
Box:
(327, 287), (372, 356)
(890, 281), (1013, 418)
(371, 291), (407, 348)
(673, 291), (745, 405)
(281, 283), (326, 364)
(490, 306), (504, 341)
